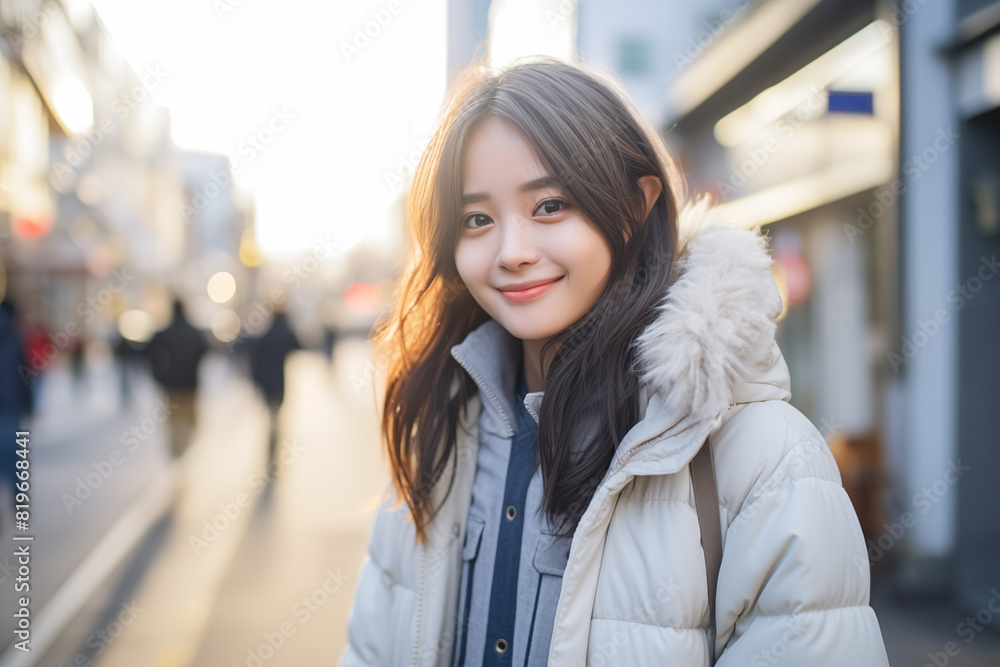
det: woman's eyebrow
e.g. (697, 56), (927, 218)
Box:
(461, 175), (561, 205)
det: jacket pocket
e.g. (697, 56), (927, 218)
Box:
(524, 531), (572, 664)
(463, 516), (486, 561)
(455, 517), (486, 667)
(532, 531), (571, 576)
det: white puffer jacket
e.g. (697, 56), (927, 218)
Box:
(339, 199), (891, 666)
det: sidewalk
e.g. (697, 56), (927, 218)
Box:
(189, 340), (386, 666)
(38, 352), (270, 667)
(26, 339), (388, 667)
(0, 355), (172, 655)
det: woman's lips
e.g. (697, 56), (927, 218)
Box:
(498, 276), (563, 302)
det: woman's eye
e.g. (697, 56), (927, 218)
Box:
(463, 213), (492, 229)
(537, 199), (568, 215)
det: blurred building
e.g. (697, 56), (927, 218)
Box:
(0, 0), (252, 354)
(935, 0), (1000, 617)
(576, 0), (1000, 618)
(447, 0), (491, 84)
(174, 150), (254, 342)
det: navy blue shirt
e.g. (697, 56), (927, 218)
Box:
(450, 320), (571, 667)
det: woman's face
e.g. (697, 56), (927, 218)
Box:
(454, 116), (612, 343)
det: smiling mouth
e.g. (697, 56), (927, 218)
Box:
(498, 276), (563, 302)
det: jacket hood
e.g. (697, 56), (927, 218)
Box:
(635, 196), (789, 430)
(608, 196), (791, 477)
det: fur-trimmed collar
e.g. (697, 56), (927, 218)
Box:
(631, 195), (790, 445)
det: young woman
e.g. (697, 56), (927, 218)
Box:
(339, 56), (890, 667)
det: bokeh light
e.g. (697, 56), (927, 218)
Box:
(206, 271), (237, 303)
(210, 308), (241, 342)
(118, 309), (155, 343)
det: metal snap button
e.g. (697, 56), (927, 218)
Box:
(452, 523), (460, 537)
(505, 505), (516, 520)
(495, 637), (508, 653)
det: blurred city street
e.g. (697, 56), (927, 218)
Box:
(0, 337), (387, 666)
(1, 0), (999, 664)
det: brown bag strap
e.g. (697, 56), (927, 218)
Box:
(691, 433), (722, 665)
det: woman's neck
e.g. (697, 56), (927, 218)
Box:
(522, 337), (554, 393)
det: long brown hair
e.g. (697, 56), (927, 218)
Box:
(370, 56), (684, 545)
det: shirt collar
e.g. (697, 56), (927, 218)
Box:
(450, 318), (544, 436)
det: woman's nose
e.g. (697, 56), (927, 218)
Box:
(496, 217), (540, 270)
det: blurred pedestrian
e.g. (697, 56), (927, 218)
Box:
(318, 299), (339, 367)
(0, 299), (34, 533)
(66, 329), (86, 392)
(247, 307), (300, 462)
(112, 332), (147, 409)
(323, 322), (338, 363)
(143, 298), (208, 459)
(23, 316), (49, 407)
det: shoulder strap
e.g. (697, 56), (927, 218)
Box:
(691, 433), (722, 665)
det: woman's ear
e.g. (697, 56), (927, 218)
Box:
(638, 175), (663, 221)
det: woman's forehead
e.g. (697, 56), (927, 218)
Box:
(461, 117), (552, 198)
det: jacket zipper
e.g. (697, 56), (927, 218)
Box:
(606, 435), (659, 482)
(606, 404), (733, 482)
(550, 432), (698, 662)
